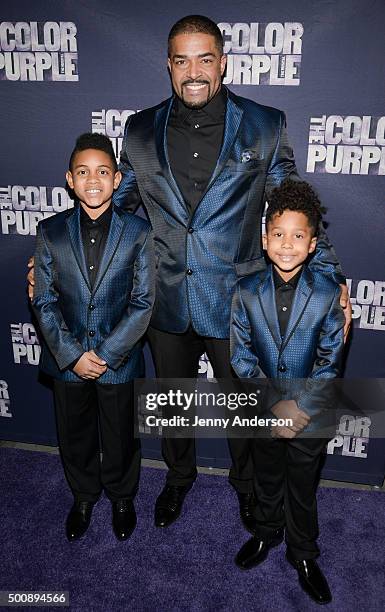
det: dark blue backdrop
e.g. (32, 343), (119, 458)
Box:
(1, 0), (384, 484)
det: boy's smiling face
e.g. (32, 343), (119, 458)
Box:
(66, 149), (121, 219)
(263, 210), (317, 281)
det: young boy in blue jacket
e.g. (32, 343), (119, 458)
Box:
(33, 133), (154, 542)
(231, 179), (344, 604)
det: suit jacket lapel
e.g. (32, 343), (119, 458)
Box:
(281, 267), (314, 351)
(66, 207), (91, 291)
(154, 98), (187, 214)
(257, 268), (281, 349)
(203, 91), (244, 195)
(92, 206), (124, 295)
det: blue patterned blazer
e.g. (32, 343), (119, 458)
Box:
(230, 265), (345, 439)
(32, 204), (155, 384)
(114, 87), (344, 339)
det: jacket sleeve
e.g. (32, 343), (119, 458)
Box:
(296, 285), (345, 415)
(113, 115), (143, 213)
(96, 228), (155, 369)
(230, 284), (266, 379)
(32, 223), (84, 370)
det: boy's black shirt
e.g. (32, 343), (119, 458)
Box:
(273, 266), (302, 337)
(80, 204), (112, 287)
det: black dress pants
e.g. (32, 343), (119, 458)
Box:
(147, 326), (254, 494)
(250, 438), (325, 560)
(54, 380), (141, 503)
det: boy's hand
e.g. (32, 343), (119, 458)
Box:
(27, 256), (35, 300)
(339, 283), (352, 342)
(271, 425), (297, 439)
(271, 399), (310, 435)
(73, 351), (107, 379)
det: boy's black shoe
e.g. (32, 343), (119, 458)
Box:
(112, 499), (137, 541)
(66, 501), (94, 541)
(235, 528), (284, 569)
(154, 484), (191, 528)
(237, 492), (257, 534)
(286, 551), (332, 605)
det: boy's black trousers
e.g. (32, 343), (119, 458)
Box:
(251, 437), (326, 560)
(53, 380), (140, 503)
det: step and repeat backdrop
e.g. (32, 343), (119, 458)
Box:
(1, 0), (384, 484)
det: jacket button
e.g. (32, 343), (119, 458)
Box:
(278, 365), (286, 373)
(188, 227), (194, 233)
(89, 330), (95, 337)
(89, 304), (95, 310)
(186, 269), (193, 275)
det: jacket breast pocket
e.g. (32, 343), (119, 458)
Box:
(224, 159), (263, 173)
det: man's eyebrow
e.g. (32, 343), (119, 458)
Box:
(172, 52), (216, 59)
(73, 164), (111, 169)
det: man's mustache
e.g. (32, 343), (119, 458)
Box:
(182, 80), (210, 86)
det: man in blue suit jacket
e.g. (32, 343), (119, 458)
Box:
(112, 15), (349, 531)
(231, 180), (344, 605)
(33, 134), (154, 542)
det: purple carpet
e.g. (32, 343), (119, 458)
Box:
(0, 447), (384, 611)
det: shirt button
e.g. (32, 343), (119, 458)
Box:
(194, 124), (200, 129)
(282, 306), (288, 312)
(90, 238), (95, 244)
(88, 330), (95, 337)
(193, 152), (199, 158)
(89, 304), (95, 311)
(186, 269), (193, 275)
(89, 265), (94, 271)
(278, 365), (286, 373)
(188, 228), (194, 234)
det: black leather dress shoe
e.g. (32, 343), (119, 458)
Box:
(235, 528), (284, 570)
(286, 552), (332, 604)
(66, 501), (94, 542)
(154, 484), (191, 528)
(112, 499), (137, 541)
(237, 492), (257, 534)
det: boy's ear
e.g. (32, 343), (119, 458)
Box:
(262, 233), (268, 250)
(309, 236), (317, 254)
(113, 170), (122, 190)
(66, 170), (74, 189)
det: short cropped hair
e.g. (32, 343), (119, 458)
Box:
(168, 15), (224, 55)
(69, 132), (117, 172)
(266, 179), (325, 237)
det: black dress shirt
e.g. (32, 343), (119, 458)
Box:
(80, 205), (112, 288)
(273, 267), (303, 338)
(167, 87), (226, 214)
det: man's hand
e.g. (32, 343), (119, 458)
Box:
(271, 399), (310, 438)
(339, 283), (352, 342)
(27, 256), (35, 300)
(73, 350), (107, 380)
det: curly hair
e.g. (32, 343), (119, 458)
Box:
(69, 132), (117, 172)
(266, 179), (325, 236)
(168, 15), (223, 55)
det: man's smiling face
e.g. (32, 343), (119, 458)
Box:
(168, 32), (226, 109)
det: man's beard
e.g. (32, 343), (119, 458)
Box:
(180, 80), (211, 109)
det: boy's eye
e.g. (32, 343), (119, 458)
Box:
(273, 232), (282, 237)
(295, 234), (304, 239)
(99, 169), (108, 175)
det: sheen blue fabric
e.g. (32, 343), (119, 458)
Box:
(114, 88), (344, 338)
(230, 265), (345, 429)
(32, 205), (155, 384)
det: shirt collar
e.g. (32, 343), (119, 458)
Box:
(273, 266), (303, 290)
(80, 203), (112, 229)
(172, 86), (226, 123)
